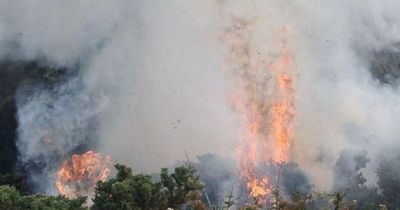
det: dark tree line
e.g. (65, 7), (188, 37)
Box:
(2, 152), (400, 209)
(1, 164), (206, 210)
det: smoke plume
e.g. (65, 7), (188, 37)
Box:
(1, 0), (400, 200)
(218, 0), (400, 192)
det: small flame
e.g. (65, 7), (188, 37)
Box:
(248, 178), (270, 200)
(55, 150), (111, 199)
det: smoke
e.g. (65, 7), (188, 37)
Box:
(1, 0), (237, 193)
(16, 73), (107, 192)
(290, 0), (400, 189)
(0, 0), (133, 193)
(192, 155), (313, 207)
(333, 150), (369, 191)
(2, 0), (400, 199)
(217, 0), (400, 192)
(193, 154), (237, 207)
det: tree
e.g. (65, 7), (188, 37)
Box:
(193, 154), (236, 207)
(92, 164), (167, 210)
(377, 156), (400, 210)
(0, 185), (86, 210)
(0, 185), (20, 210)
(280, 162), (313, 200)
(0, 173), (31, 195)
(333, 150), (380, 210)
(15, 195), (86, 210)
(92, 164), (206, 210)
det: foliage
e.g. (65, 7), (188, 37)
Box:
(0, 160), (394, 210)
(0, 185), (20, 210)
(15, 195), (86, 210)
(0, 173), (31, 195)
(0, 185), (86, 210)
(214, 185), (361, 210)
(91, 164), (206, 210)
(222, 187), (235, 209)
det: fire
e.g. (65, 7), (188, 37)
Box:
(248, 178), (271, 201)
(269, 30), (296, 163)
(271, 64), (295, 163)
(55, 150), (111, 199)
(223, 19), (295, 205)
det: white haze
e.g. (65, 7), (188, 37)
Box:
(1, 0), (400, 193)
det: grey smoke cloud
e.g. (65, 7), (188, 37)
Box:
(3, 0), (400, 195)
(218, 0), (400, 190)
(292, 0), (400, 189)
(4, 0), (238, 193)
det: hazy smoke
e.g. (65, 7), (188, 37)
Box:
(333, 150), (369, 192)
(16, 73), (107, 192)
(193, 154), (236, 207)
(1, 0), (400, 197)
(218, 0), (400, 191)
(290, 0), (400, 189)
(2, 0), (236, 193)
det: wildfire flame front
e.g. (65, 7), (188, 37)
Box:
(224, 21), (296, 205)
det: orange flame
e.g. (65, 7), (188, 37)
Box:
(247, 178), (271, 204)
(55, 150), (111, 199)
(223, 20), (295, 205)
(270, 45), (295, 163)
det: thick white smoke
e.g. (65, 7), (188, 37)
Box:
(3, 0), (237, 193)
(5, 0), (135, 192)
(291, 0), (400, 189)
(15, 76), (107, 192)
(3, 0), (400, 194)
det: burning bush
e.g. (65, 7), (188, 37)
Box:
(55, 151), (111, 199)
